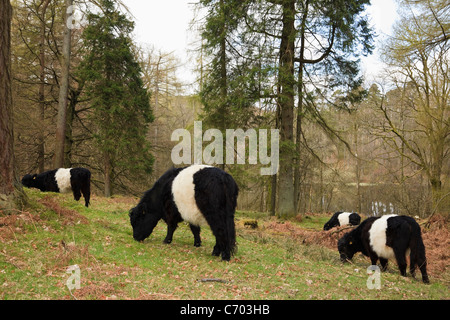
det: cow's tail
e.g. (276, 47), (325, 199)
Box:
(80, 168), (91, 207)
(408, 218), (429, 283)
(224, 173), (238, 256)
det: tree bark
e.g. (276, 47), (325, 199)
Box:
(54, 0), (72, 169)
(0, 0), (27, 212)
(63, 86), (80, 168)
(218, 0), (227, 171)
(104, 153), (112, 197)
(38, 0), (51, 173)
(277, 0), (296, 218)
(0, 0), (14, 194)
(294, 0), (308, 215)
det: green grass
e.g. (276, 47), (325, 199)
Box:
(0, 189), (448, 300)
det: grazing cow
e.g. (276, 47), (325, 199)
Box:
(323, 211), (361, 230)
(22, 168), (91, 207)
(129, 165), (239, 261)
(338, 214), (429, 283)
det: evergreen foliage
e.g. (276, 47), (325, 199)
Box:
(197, 0), (375, 216)
(76, 0), (153, 196)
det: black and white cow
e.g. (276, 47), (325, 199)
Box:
(323, 211), (361, 230)
(129, 165), (239, 261)
(21, 168), (91, 207)
(338, 214), (429, 283)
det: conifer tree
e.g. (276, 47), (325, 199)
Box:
(197, 0), (374, 217)
(77, 0), (153, 197)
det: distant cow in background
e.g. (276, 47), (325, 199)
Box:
(323, 211), (361, 230)
(22, 168), (91, 207)
(338, 214), (429, 283)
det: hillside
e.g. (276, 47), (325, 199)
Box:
(0, 189), (449, 300)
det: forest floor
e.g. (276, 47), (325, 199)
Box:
(0, 189), (449, 300)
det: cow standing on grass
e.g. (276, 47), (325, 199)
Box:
(21, 168), (91, 207)
(129, 165), (238, 261)
(338, 214), (429, 283)
(323, 211), (361, 230)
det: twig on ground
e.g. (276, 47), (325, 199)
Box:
(197, 278), (229, 283)
(330, 225), (355, 235)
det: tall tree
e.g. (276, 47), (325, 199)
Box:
(197, 0), (374, 217)
(198, 0), (264, 164)
(54, 0), (73, 168)
(77, 0), (153, 197)
(275, 0), (297, 217)
(0, 0), (27, 211)
(292, 0), (373, 213)
(38, 0), (51, 172)
(0, 0), (15, 200)
(379, 0), (449, 211)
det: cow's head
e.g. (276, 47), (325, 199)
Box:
(129, 200), (161, 242)
(338, 232), (358, 262)
(21, 174), (38, 188)
(323, 221), (336, 231)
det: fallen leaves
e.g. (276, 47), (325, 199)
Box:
(39, 196), (89, 226)
(1, 191), (449, 300)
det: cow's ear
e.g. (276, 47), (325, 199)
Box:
(33, 174), (37, 180)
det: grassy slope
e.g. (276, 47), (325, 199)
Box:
(0, 189), (448, 300)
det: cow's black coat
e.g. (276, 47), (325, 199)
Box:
(22, 168), (91, 207)
(338, 215), (429, 283)
(129, 166), (239, 261)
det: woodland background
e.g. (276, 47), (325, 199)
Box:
(2, 0), (449, 218)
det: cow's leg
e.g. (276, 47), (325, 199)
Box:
(414, 248), (429, 283)
(70, 180), (82, 202)
(379, 258), (388, 272)
(81, 182), (90, 207)
(212, 240), (221, 257)
(393, 247), (408, 277)
(368, 251), (379, 268)
(199, 211), (231, 261)
(163, 223), (178, 244)
(189, 224), (201, 247)
(410, 231), (429, 284)
(410, 249), (417, 279)
(210, 224), (230, 261)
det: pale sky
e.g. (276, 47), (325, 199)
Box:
(122, 0), (400, 90)
(361, 0), (399, 83)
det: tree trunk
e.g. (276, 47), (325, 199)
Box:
(430, 168), (443, 213)
(354, 123), (362, 213)
(293, 64), (303, 214)
(0, 0), (27, 211)
(64, 88), (76, 167)
(270, 173), (277, 216)
(277, 0), (296, 218)
(0, 0), (14, 195)
(270, 89), (281, 217)
(218, 0), (227, 171)
(54, 0), (73, 169)
(104, 152), (112, 197)
(294, 1), (308, 214)
(38, 0), (51, 173)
